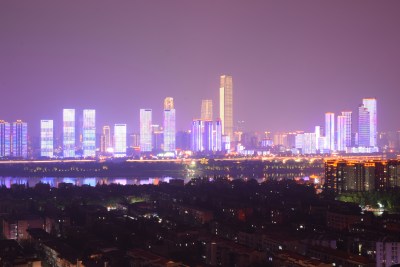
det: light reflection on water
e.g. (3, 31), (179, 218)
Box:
(0, 173), (322, 189)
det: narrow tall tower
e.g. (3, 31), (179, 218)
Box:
(163, 97), (176, 152)
(0, 120), (11, 157)
(63, 109), (75, 158)
(140, 109), (152, 152)
(201, 100), (213, 121)
(362, 98), (377, 147)
(325, 112), (335, 152)
(82, 109), (96, 157)
(41, 120), (54, 158)
(12, 120), (28, 158)
(219, 75), (233, 140)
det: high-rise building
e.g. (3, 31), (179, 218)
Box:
(140, 109), (152, 152)
(219, 75), (233, 141)
(341, 111), (352, 148)
(163, 97), (176, 152)
(164, 97), (174, 110)
(358, 105), (370, 147)
(40, 120), (53, 158)
(203, 120), (213, 152)
(191, 119), (204, 152)
(82, 109), (96, 157)
(362, 98), (377, 148)
(63, 109), (75, 158)
(201, 100), (213, 121)
(325, 112), (335, 152)
(0, 120), (11, 157)
(337, 115), (346, 152)
(114, 124), (127, 157)
(101, 125), (112, 153)
(12, 120), (28, 158)
(214, 119), (222, 152)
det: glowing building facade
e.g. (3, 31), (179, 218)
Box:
(201, 100), (213, 121)
(82, 109), (96, 157)
(358, 105), (370, 147)
(63, 109), (75, 158)
(0, 120), (11, 157)
(325, 112), (335, 152)
(12, 120), (28, 158)
(203, 120), (213, 152)
(163, 97), (176, 152)
(362, 98), (377, 148)
(101, 125), (112, 153)
(341, 111), (352, 148)
(214, 119), (222, 152)
(219, 75), (233, 141)
(191, 120), (204, 152)
(337, 115), (346, 152)
(140, 109), (152, 152)
(40, 120), (53, 158)
(114, 124), (127, 157)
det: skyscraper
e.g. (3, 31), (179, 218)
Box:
(337, 115), (346, 152)
(114, 124), (127, 157)
(219, 75), (233, 140)
(203, 120), (213, 152)
(214, 119), (222, 152)
(341, 111), (352, 148)
(358, 105), (370, 147)
(201, 100), (213, 121)
(63, 109), (75, 158)
(101, 125), (112, 153)
(325, 112), (335, 152)
(362, 98), (377, 147)
(191, 119), (204, 152)
(140, 109), (152, 152)
(40, 120), (53, 158)
(12, 120), (28, 158)
(0, 120), (11, 157)
(163, 97), (176, 152)
(82, 109), (96, 157)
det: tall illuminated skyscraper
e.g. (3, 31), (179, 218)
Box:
(191, 119), (204, 152)
(203, 120), (213, 152)
(341, 111), (352, 148)
(114, 124), (127, 157)
(358, 105), (370, 147)
(163, 97), (176, 152)
(12, 120), (28, 158)
(219, 75), (233, 140)
(325, 112), (335, 152)
(201, 100), (213, 121)
(0, 120), (11, 157)
(362, 98), (377, 147)
(101, 125), (112, 153)
(63, 109), (75, 158)
(337, 115), (346, 152)
(140, 109), (152, 152)
(214, 119), (222, 152)
(40, 120), (53, 158)
(82, 109), (96, 157)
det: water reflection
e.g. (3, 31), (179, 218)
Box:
(0, 173), (322, 189)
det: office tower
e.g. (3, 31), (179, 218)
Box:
(201, 100), (213, 121)
(0, 120), (11, 157)
(82, 109), (96, 157)
(203, 120), (213, 152)
(140, 109), (152, 152)
(152, 125), (163, 151)
(337, 115), (346, 152)
(40, 120), (54, 158)
(341, 111), (352, 147)
(325, 112), (335, 152)
(191, 119), (204, 152)
(358, 105), (370, 147)
(164, 97), (174, 110)
(219, 75), (233, 140)
(315, 126), (321, 151)
(303, 133), (316, 154)
(12, 120), (28, 158)
(63, 109), (75, 158)
(101, 125), (111, 153)
(214, 119), (222, 151)
(114, 124), (127, 157)
(163, 97), (176, 152)
(362, 98), (377, 147)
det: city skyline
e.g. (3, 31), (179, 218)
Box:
(1, 1), (400, 134)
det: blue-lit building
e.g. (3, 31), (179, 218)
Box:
(362, 98), (377, 148)
(203, 120), (213, 152)
(358, 105), (370, 147)
(63, 109), (75, 158)
(114, 124), (127, 157)
(191, 119), (204, 152)
(337, 115), (346, 152)
(40, 120), (54, 158)
(214, 119), (222, 152)
(325, 112), (335, 152)
(82, 109), (96, 157)
(140, 109), (152, 152)
(0, 120), (11, 157)
(163, 98), (176, 152)
(12, 120), (28, 158)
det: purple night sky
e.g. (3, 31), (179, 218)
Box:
(1, 1), (400, 136)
